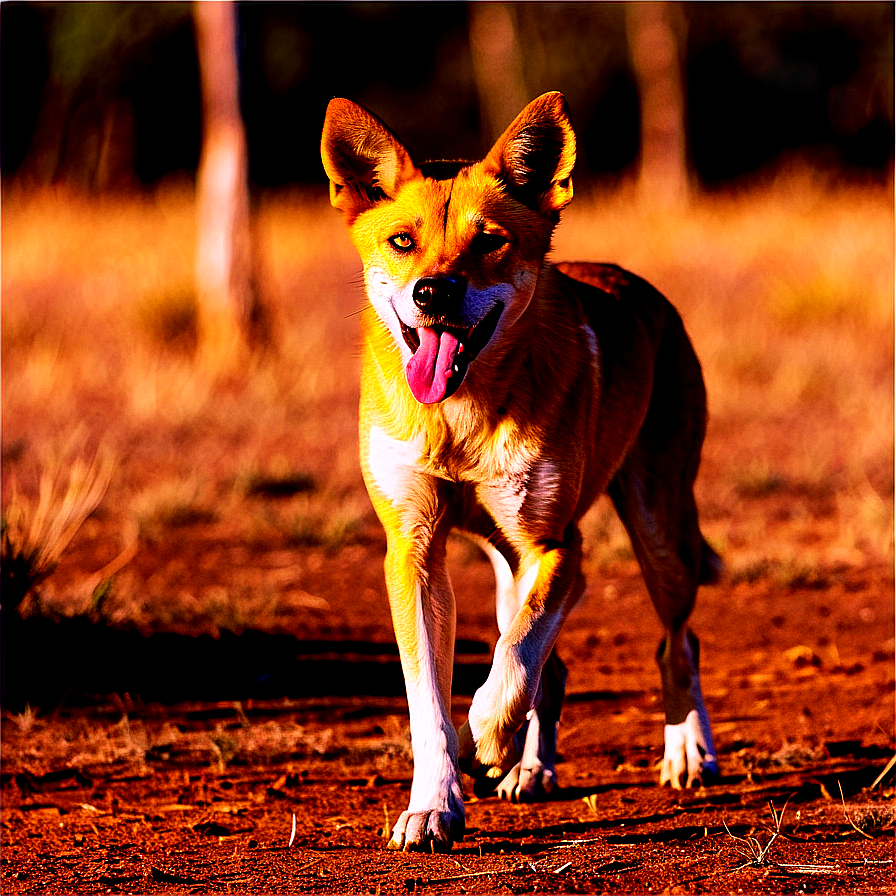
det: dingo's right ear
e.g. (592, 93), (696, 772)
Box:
(483, 91), (576, 223)
(321, 99), (419, 221)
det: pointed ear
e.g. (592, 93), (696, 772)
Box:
(321, 98), (419, 221)
(483, 92), (576, 221)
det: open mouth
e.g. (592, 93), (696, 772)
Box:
(400, 302), (504, 404)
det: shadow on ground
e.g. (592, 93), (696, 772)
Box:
(0, 615), (491, 709)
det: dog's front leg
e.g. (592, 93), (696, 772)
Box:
(382, 521), (465, 852)
(459, 527), (582, 785)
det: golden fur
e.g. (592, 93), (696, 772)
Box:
(322, 92), (719, 853)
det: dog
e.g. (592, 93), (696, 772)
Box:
(321, 91), (720, 853)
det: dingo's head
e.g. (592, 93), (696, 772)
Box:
(321, 92), (576, 404)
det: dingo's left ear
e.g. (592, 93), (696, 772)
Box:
(483, 92), (576, 221)
(321, 98), (419, 221)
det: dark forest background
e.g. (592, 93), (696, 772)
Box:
(2, 1), (893, 193)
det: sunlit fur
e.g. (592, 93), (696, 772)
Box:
(322, 91), (719, 853)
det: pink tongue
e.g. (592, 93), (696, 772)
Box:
(405, 327), (462, 404)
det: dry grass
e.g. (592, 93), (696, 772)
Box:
(723, 798), (790, 870)
(1, 437), (116, 611)
(1, 171), (892, 625)
(132, 474), (218, 538)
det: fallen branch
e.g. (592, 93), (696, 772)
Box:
(551, 837), (604, 849)
(418, 866), (522, 886)
(776, 858), (893, 875)
(293, 857), (323, 874)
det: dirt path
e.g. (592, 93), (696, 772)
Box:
(2, 554), (893, 894)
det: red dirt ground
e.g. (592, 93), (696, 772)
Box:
(1, 520), (893, 894)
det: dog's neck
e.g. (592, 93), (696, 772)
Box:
(359, 261), (594, 483)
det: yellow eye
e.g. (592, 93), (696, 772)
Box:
(389, 233), (415, 252)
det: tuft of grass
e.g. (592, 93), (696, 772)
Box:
(734, 463), (787, 499)
(730, 556), (829, 589)
(735, 740), (826, 778)
(87, 575), (116, 620)
(768, 740), (826, 767)
(286, 503), (364, 550)
(839, 782), (895, 838)
(201, 586), (266, 635)
(249, 482), (372, 551)
(209, 727), (238, 774)
(839, 473), (895, 558)
(239, 464), (316, 499)
(117, 713), (150, 769)
(9, 703), (38, 734)
(1, 443), (115, 613)
(132, 476), (218, 538)
(134, 289), (199, 354)
(724, 798), (790, 870)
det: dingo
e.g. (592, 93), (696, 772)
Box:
(321, 92), (720, 852)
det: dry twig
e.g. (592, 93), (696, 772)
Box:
(839, 781), (873, 840)
(871, 755), (895, 789)
(724, 797), (791, 870)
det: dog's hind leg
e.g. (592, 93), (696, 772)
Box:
(607, 321), (719, 789)
(608, 461), (718, 788)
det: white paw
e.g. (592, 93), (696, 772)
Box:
(497, 761), (558, 802)
(387, 801), (464, 852)
(389, 749), (466, 852)
(660, 709), (716, 788)
(495, 714), (560, 802)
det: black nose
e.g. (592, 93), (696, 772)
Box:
(412, 276), (467, 317)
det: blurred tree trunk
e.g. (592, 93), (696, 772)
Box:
(468, 2), (528, 147)
(93, 98), (137, 191)
(193, 0), (256, 366)
(627, 2), (690, 208)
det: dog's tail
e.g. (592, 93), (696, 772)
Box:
(699, 539), (724, 586)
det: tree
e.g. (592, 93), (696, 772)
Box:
(193, 0), (256, 366)
(14, 3), (188, 190)
(626, 2), (689, 207)
(468, 2), (529, 146)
